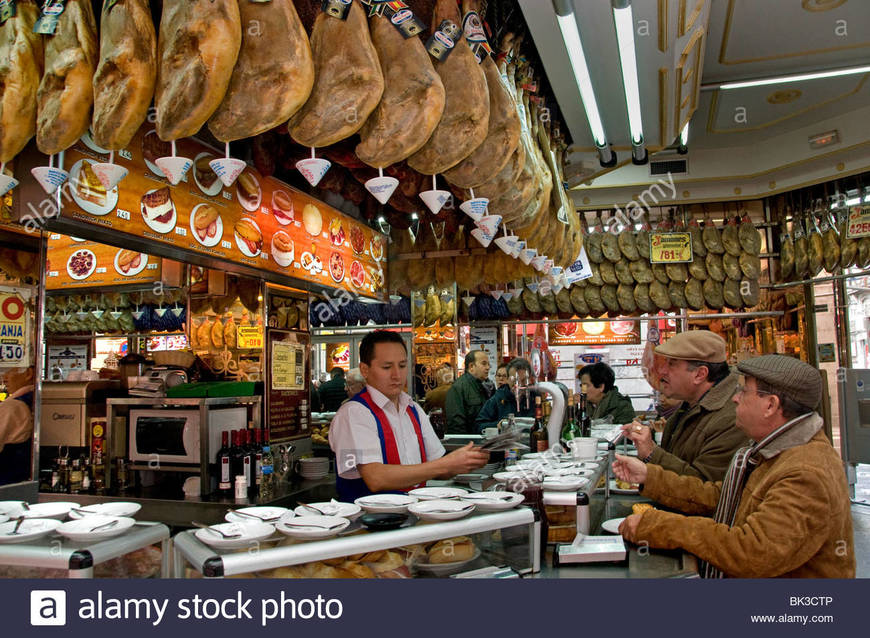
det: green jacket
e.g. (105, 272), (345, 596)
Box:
(591, 387), (636, 424)
(631, 427), (854, 578)
(648, 372), (748, 482)
(445, 372), (490, 434)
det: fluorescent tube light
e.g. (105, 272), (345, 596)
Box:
(554, 11), (608, 147)
(612, 2), (644, 146)
(718, 65), (870, 90)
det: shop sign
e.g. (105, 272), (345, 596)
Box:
(649, 232), (693, 264)
(325, 342), (351, 370)
(549, 320), (640, 346)
(50, 123), (387, 299)
(237, 324), (264, 349)
(271, 340), (305, 391)
(847, 206), (870, 238)
(0, 290), (27, 366)
(817, 343), (836, 363)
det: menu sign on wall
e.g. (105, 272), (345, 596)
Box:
(0, 289), (29, 367)
(549, 321), (640, 345)
(267, 329), (310, 441)
(57, 125), (387, 298)
(45, 233), (162, 289)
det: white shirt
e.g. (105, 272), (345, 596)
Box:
(329, 385), (445, 479)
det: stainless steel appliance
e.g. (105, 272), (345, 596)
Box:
(39, 380), (120, 447)
(128, 406), (245, 465)
(129, 366), (188, 397)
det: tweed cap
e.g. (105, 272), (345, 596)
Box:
(737, 354), (822, 411)
(654, 330), (727, 363)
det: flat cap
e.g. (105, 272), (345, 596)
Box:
(654, 330), (726, 363)
(737, 354), (822, 412)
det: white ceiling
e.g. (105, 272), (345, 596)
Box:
(519, 0), (870, 206)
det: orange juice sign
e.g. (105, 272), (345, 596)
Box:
(58, 125), (387, 298)
(0, 291), (28, 366)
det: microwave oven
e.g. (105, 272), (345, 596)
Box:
(128, 407), (247, 464)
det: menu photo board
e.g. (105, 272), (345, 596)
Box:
(45, 232), (162, 289)
(267, 329), (310, 441)
(549, 320), (640, 345)
(57, 125), (387, 298)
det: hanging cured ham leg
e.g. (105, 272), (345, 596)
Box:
(0, 0), (42, 164)
(355, 10), (445, 168)
(288, 1), (384, 148)
(407, 0), (490, 174)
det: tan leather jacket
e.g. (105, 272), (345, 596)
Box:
(629, 429), (855, 578)
(648, 373), (748, 481)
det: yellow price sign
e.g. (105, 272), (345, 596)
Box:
(649, 232), (693, 264)
(237, 325), (264, 349)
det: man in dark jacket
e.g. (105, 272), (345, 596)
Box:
(579, 362), (635, 424)
(475, 358), (535, 432)
(622, 331), (748, 482)
(319, 368), (348, 411)
(445, 351), (491, 434)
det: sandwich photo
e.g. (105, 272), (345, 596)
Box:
(75, 161), (108, 207)
(271, 230), (294, 266)
(192, 205), (220, 243)
(236, 172), (260, 209)
(272, 189), (294, 224)
(234, 217), (263, 256)
(116, 250), (143, 275)
(141, 187), (174, 225)
(194, 155), (218, 190)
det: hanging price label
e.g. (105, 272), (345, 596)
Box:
(0, 292), (27, 366)
(237, 325), (264, 349)
(649, 232), (693, 264)
(847, 207), (870, 238)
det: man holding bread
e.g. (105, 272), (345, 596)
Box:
(613, 355), (855, 578)
(330, 330), (489, 501)
(621, 331), (748, 481)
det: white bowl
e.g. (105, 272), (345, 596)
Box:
(408, 487), (469, 501)
(354, 494), (417, 514)
(276, 515), (350, 540)
(293, 501), (361, 520)
(68, 502), (141, 520)
(225, 506), (291, 524)
(194, 521), (276, 549)
(0, 518), (62, 544)
(459, 492), (525, 512)
(56, 515), (135, 543)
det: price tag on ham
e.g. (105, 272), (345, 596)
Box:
(847, 207), (870, 238)
(237, 325), (264, 350)
(649, 232), (693, 264)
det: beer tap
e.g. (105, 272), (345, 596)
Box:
(510, 378), (566, 448)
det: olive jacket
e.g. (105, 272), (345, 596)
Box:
(647, 373), (748, 481)
(591, 387), (636, 424)
(445, 372), (490, 435)
(628, 426), (855, 578)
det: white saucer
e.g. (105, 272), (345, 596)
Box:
(225, 506), (290, 524)
(408, 487), (469, 501)
(542, 477), (589, 491)
(56, 515), (135, 543)
(601, 517), (626, 534)
(276, 516), (350, 540)
(0, 518), (62, 543)
(194, 521), (275, 549)
(293, 501), (361, 520)
(13, 502), (79, 520)
(354, 494), (417, 514)
(459, 491), (525, 512)
(69, 502), (141, 519)
(408, 499), (475, 521)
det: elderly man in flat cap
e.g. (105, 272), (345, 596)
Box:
(614, 355), (855, 578)
(622, 330), (748, 481)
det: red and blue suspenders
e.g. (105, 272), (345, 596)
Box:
(336, 389), (428, 501)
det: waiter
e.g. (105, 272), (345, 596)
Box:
(330, 330), (489, 501)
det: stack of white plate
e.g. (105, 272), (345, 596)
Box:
(480, 462), (501, 475)
(298, 457), (330, 480)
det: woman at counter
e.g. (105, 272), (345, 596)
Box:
(329, 330), (489, 501)
(579, 362), (636, 425)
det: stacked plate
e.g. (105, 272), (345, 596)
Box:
(480, 462), (501, 475)
(298, 457), (330, 480)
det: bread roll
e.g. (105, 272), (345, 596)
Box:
(368, 550), (405, 573)
(92, 0), (156, 150)
(36, 0), (99, 155)
(428, 536), (474, 564)
(0, 0), (43, 163)
(155, 0), (241, 141)
(336, 561), (375, 579)
(632, 503), (654, 515)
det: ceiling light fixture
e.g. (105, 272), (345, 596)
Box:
(678, 122), (689, 154)
(612, 0), (646, 164)
(552, 0), (615, 167)
(705, 64), (870, 91)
